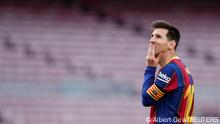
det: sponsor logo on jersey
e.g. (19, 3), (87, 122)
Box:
(157, 72), (171, 83)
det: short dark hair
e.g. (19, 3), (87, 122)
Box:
(150, 20), (180, 50)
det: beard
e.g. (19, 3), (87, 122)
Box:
(155, 48), (168, 57)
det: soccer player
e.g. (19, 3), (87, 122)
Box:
(141, 20), (194, 124)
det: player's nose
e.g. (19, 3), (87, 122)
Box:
(149, 36), (156, 42)
(149, 38), (156, 44)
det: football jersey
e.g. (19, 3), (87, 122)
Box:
(142, 56), (194, 124)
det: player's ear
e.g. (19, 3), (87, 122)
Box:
(168, 40), (176, 50)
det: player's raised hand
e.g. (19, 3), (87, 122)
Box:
(145, 43), (162, 67)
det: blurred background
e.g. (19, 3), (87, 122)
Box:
(0, 0), (220, 124)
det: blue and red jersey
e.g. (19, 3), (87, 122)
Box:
(142, 56), (194, 124)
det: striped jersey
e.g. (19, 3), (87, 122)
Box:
(142, 56), (194, 124)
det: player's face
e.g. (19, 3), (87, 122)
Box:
(149, 28), (170, 56)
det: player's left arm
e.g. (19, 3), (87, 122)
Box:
(142, 63), (176, 106)
(141, 66), (157, 106)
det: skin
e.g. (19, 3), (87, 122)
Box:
(146, 28), (177, 67)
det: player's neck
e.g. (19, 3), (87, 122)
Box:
(159, 50), (176, 67)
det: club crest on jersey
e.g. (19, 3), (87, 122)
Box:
(157, 72), (171, 83)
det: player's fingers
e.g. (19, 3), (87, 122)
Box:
(146, 43), (155, 61)
(151, 44), (155, 58)
(146, 43), (152, 58)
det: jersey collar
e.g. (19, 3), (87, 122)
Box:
(162, 55), (180, 67)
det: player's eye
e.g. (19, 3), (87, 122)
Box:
(155, 34), (162, 39)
